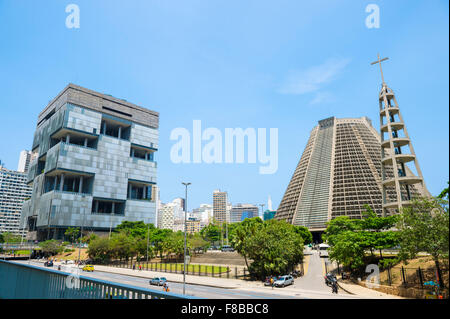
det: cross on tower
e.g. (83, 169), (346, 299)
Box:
(371, 53), (389, 84)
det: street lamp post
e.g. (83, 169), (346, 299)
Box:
(146, 223), (150, 265)
(78, 197), (86, 265)
(181, 182), (191, 296)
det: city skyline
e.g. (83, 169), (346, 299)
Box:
(0, 1), (448, 212)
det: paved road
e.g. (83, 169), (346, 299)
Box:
(293, 250), (344, 294)
(14, 256), (362, 299)
(15, 260), (298, 299)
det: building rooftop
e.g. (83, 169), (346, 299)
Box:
(37, 83), (159, 129)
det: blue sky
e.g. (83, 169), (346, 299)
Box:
(0, 0), (448, 211)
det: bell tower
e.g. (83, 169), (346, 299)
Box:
(371, 54), (428, 216)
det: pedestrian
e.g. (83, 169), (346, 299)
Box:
(133, 264), (136, 270)
(139, 265), (142, 271)
(270, 276), (274, 289)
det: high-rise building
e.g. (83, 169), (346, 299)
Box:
(0, 164), (32, 236)
(267, 195), (273, 211)
(17, 150), (38, 173)
(372, 55), (429, 216)
(191, 204), (213, 226)
(230, 204), (259, 223)
(20, 84), (159, 240)
(275, 116), (427, 237)
(158, 198), (186, 231)
(213, 190), (228, 223)
(158, 202), (175, 230)
(172, 197), (185, 212)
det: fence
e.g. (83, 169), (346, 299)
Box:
(379, 265), (447, 290)
(0, 260), (192, 299)
(104, 259), (305, 280)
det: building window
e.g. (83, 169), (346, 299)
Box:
(91, 198), (125, 215)
(130, 145), (155, 161)
(127, 181), (154, 201)
(100, 117), (131, 140)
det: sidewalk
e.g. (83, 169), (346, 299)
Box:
(84, 264), (254, 289)
(337, 279), (404, 299)
(322, 255), (403, 299)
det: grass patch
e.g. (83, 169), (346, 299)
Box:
(131, 263), (229, 273)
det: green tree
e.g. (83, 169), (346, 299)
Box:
(323, 216), (359, 246)
(109, 232), (136, 261)
(200, 223), (220, 244)
(87, 236), (112, 263)
(114, 221), (154, 239)
(64, 227), (80, 244)
(39, 240), (64, 256)
(397, 196), (449, 287)
(328, 231), (366, 271)
(163, 231), (187, 259)
(150, 228), (172, 259)
(244, 220), (304, 279)
(324, 206), (399, 271)
(293, 225), (313, 245)
(231, 217), (263, 269)
(189, 233), (209, 253)
(1, 232), (22, 244)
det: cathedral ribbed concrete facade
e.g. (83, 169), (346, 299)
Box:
(274, 116), (426, 234)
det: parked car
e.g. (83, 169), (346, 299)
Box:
(221, 245), (234, 252)
(82, 265), (94, 272)
(149, 277), (167, 286)
(274, 275), (294, 288)
(44, 260), (53, 267)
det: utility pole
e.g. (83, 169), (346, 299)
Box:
(146, 223), (150, 265)
(78, 196), (86, 265)
(109, 213), (114, 239)
(181, 182), (191, 296)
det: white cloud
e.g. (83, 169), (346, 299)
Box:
(309, 91), (334, 105)
(278, 58), (351, 95)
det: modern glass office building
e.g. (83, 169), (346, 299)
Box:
(229, 204), (259, 223)
(20, 84), (159, 240)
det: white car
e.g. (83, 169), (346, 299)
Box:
(274, 275), (294, 288)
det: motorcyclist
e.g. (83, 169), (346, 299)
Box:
(331, 277), (338, 294)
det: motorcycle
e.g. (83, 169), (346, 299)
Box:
(324, 273), (336, 286)
(331, 279), (339, 294)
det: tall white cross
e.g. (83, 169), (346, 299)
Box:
(371, 53), (389, 84)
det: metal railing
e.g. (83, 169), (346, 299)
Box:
(0, 260), (193, 299)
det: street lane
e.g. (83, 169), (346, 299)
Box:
(14, 260), (300, 299)
(13, 258), (361, 299)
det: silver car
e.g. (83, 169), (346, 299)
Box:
(274, 275), (294, 287)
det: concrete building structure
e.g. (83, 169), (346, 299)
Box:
(274, 116), (426, 240)
(20, 84), (159, 240)
(185, 218), (201, 234)
(0, 164), (32, 236)
(157, 203), (175, 230)
(372, 55), (429, 216)
(17, 150), (38, 173)
(191, 204), (213, 227)
(212, 190), (228, 224)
